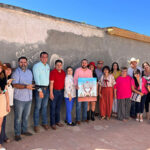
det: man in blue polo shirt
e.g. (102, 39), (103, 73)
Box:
(33, 51), (50, 132)
(12, 56), (34, 141)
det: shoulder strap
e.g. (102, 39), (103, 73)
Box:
(139, 78), (142, 91)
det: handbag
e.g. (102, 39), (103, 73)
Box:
(0, 94), (9, 117)
(7, 84), (14, 106)
(131, 92), (141, 103)
(131, 78), (142, 103)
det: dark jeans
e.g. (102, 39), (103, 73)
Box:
(0, 116), (7, 144)
(50, 90), (64, 126)
(14, 99), (32, 136)
(33, 88), (49, 126)
(136, 95), (147, 113)
(145, 93), (150, 112)
(76, 90), (88, 121)
(130, 101), (136, 117)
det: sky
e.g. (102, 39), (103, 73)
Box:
(0, 0), (150, 36)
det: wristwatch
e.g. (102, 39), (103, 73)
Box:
(38, 88), (42, 92)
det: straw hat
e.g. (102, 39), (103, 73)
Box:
(128, 57), (139, 64)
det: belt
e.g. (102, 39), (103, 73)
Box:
(54, 89), (64, 91)
(35, 85), (49, 90)
(36, 85), (49, 88)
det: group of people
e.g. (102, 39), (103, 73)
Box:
(0, 51), (150, 150)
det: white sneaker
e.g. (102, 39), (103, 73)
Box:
(136, 118), (139, 122)
(0, 147), (6, 150)
(140, 119), (143, 122)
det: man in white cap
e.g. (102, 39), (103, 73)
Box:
(127, 57), (142, 118)
(127, 57), (142, 78)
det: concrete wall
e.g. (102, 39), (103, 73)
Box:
(0, 4), (150, 135)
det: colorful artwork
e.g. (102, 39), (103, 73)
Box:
(78, 78), (97, 102)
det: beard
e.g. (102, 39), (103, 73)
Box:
(82, 66), (87, 69)
(20, 66), (27, 71)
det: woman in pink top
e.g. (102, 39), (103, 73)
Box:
(132, 69), (148, 122)
(142, 62), (150, 120)
(114, 67), (132, 121)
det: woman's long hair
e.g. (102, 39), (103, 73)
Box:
(133, 69), (141, 88)
(0, 72), (4, 79)
(111, 62), (120, 72)
(66, 66), (74, 75)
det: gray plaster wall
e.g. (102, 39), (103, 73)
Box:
(0, 4), (150, 135)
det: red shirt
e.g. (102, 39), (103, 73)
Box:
(50, 69), (66, 90)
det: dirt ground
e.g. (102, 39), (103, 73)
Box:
(4, 117), (150, 150)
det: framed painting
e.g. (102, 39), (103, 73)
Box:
(78, 78), (97, 102)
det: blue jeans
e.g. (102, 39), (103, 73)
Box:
(0, 116), (7, 144)
(33, 88), (49, 126)
(76, 90), (88, 121)
(50, 90), (64, 126)
(14, 99), (32, 136)
(65, 97), (75, 123)
(136, 95), (147, 113)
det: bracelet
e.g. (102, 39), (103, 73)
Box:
(3, 89), (7, 93)
(24, 85), (27, 88)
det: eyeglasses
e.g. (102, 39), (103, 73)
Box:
(98, 63), (103, 65)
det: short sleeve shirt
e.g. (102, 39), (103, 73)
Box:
(114, 75), (133, 99)
(50, 69), (66, 90)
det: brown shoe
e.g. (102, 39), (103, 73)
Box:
(51, 125), (57, 130)
(4, 138), (10, 143)
(15, 135), (22, 141)
(56, 122), (64, 127)
(82, 120), (89, 123)
(21, 131), (33, 136)
(76, 121), (81, 125)
(42, 124), (49, 130)
(34, 126), (40, 133)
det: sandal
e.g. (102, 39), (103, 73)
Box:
(100, 116), (105, 120)
(106, 117), (110, 120)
